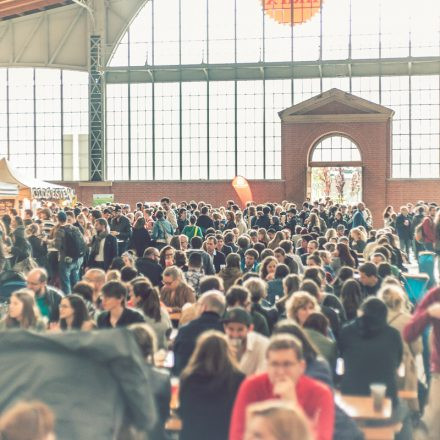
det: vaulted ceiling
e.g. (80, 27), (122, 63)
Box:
(0, 0), (72, 20)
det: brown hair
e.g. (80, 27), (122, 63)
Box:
(286, 292), (318, 323)
(0, 401), (55, 440)
(181, 331), (241, 390)
(5, 290), (40, 329)
(245, 400), (313, 440)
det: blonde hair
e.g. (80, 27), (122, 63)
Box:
(245, 400), (313, 440)
(350, 227), (367, 242)
(0, 401), (55, 440)
(286, 292), (318, 322)
(105, 269), (121, 282)
(378, 283), (409, 313)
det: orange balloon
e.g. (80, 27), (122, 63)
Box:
(262, 0), (323, 25)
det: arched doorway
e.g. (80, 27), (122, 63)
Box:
(307, 135), (363, 203)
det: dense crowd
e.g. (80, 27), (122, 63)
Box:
(0, 197), (439, 440)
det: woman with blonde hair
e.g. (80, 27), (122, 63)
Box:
(286, 292), (319, 325)
(378, 283), (422, 411)
(0, 289), (46, 331)
(350, 227), (367, 253)
(267, 231), (284, 250)
(179, 330), (245, 440)
(244, 400), (313, 440)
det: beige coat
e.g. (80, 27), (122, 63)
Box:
(387, 309), (422, 410)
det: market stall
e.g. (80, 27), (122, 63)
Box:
(0, 158), (75, 210)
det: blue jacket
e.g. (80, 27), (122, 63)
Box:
(351, 210), (368, 229)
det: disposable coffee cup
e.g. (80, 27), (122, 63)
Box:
(370, 383), (386, 412)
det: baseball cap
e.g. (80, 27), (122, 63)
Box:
(222, 307), (252, 326)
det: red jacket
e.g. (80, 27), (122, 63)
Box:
(229, 373), (334, 440)
(422, 217), (435, 244)
(403, 287), (440, 373)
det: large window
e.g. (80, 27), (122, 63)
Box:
(110, 0), (440, 67)
(311, 136), (361, 163)
(0, 68), (88, 181)
(106, 0), (440, 181)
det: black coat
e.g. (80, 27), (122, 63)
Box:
(136, 257), (163, 287)
(339, 318), (403, 405)
(97, 307), (145, 328)
(110, 215), (132, 242)
(89, 234), (118, 271)
(173, 312), (224, 376)
(129, 228), (152, 258)
(179, 370), (245, 440)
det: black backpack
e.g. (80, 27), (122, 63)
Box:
(63, 225), (87, 259)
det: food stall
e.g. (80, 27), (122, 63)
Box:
(0, 181), (19, 215)
(0, 158), (75, 211)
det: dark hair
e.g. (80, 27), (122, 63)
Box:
(336, 243), (355, 267)
(225, 253), (241, 269)
(134, 217), (146, 229)
(275, 264), (289, 279)
(120, 266), (138, 282)
(340, 278), (362, 321)
(300, 279), (320, 300)
(377, 262), (393, 279)
(190, 236), (203, 249)
(174, 250), (187, 268)
(72, 281), (94, 302)
(226, 286), (250, 307)
(60, 294), (90, 330)
(132, 279), (161, 322)
(159, 245), (175, 268)
(188, 252), (203, 268)
(101, 281), (127, 302)
(200, 275), (223, 294)
(303, 267), (324, 287)
(303, 312), (329, 336)
(181, 331), (241, 392)
(109, 257), (125, 271)
(359, 262), (378, 278)
(272, 319), (318, 364)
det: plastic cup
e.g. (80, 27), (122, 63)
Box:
(370, 383), (386, 412)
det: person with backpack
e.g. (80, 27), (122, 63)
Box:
(54, 211), (87, 294)
(151, 210), (174, 250)
(182, 215), (203, 240)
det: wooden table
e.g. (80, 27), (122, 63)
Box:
(335, 393), (392, 421)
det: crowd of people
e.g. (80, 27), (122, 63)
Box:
(0, 197), (439, 440)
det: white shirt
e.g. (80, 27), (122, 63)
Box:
(96, 237), (106, 262)
(239, 331), (269, 376)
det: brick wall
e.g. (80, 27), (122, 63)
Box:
(61, 180), (286, 209)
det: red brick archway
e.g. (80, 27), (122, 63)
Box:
(280, 88), (394, 226)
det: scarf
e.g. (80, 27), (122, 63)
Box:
(91, 230), (108, 259)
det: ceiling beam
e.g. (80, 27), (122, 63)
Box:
(105, 56), (440, 84)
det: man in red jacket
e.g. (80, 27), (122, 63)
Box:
(229, 334), (334, 440)
(404, 287), (440, 440)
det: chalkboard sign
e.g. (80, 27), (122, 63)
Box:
(0, 199), (15, 215)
